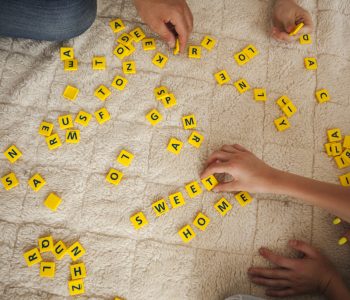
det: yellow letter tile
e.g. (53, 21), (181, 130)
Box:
(113, 43), (130, 60)
(276, 95), (291, 108)
(106, 168), (123, 186)
(315, 89), (330, 104)
(122, 61), (136, 74)
(1, 172), (19, 190)
(130, 212), (148, 230)
(111, 75), (128, 91)
(304, 57), (318, 70)
(117, 149), (134, 167)
(53, 240), (67, 260)
(344, 136), (350, 149)
(169, 192), (186, 208)
(70, 262), (87, 280)
(214, 70), (230, 85)
(234, 51), (249, 66)
(152, 199), (170, 217)
(117, 33), (133, 45)
(214, 197), (232, 216)
(146, 109), (162, 126)
(193, 212), (210, 231)
(289, 22), (304, 36)
(182, 114), (197, 130)
(152, 52), (168, 68)
(38, 236), (54, 253)
(68, 279), (85, 296)
(75, 111), (92, 127)
(28, 173), (46, 192)
(46, 134), (62, 150)
(40, 262), (55, 278)
(185, 181), (202, 198)
(109, 18), (125, 33)
(335, 155), (349, 169)
(254, 88), (267, 101)
(161, 93), (177, 108)
(142, 38), (156, 51)
(235, 191), (253, 207)
(300, 34), (312, 44)
(68, 241), (86, 262)
(201, 36), (217, 51)
(274, 116), (290, 132)
(129, 27), (146, 42)
(23, 248), (42, 267)
(94, 85), (111, 101)
(58, 114), (73, 130)
(201, 175), (218, 191)
(282, 102), (297, 118)
(243, 44), (259, 59)
(60, 47), (74, 60)
(66, 130), (80, 144)
(94, 107), (111, 125)
(178, 225), (196, 243)
(64, 59), (78, 71)
(234, 79), (251, 94)
(63, 85), (79, 101)
(154, 86), (168, 100)
(327, 128), (342, 143)
(339, 172), (350, 187)
(188, 131), (204, 148)
(4, 145), (22, 163)
(38, 121), (54, 137)
(188, 46), (201, 58)
(92, 56), (106, 70)
(167, 138), (183, 155)
(44, 192), (62, 211)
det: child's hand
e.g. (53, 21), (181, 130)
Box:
(133, 0), (193, 52)
(272, 0), (313, 42)
(200, 144), (276, 193)
(248, 240), (341, 297)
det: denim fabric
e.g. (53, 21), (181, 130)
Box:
(0, 0), (97, 41)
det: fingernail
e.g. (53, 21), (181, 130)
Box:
(338, 237), (348, 246)
(333, 217), (341, 225)
(168, 41), (175, 48)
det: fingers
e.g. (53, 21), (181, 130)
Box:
(271, 26), (294, 42)
(200, 161), (231, 179)
(266, 288), (296, 297)
(152, 21), (176, 48)
(288, 240), (319, 258)
(259, 248), (295, 269)
(248, 267), (290, 280)
(213, 181), (240, 193)
(183, 2), (193, 35)
(171, 12), (190, 53)
(250, 276), (291, 288)
(232, 144), (249, 152)
(206, 150), (234, 167)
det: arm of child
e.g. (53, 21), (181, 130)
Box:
(248, 240), (350, 298)
(272, 0), (313, 42)
(133, 0), (193, 52)
(200, 144), (350, 222)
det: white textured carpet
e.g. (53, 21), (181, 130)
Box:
(0, 0), (350, 299)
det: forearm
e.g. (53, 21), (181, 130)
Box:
(267, 168), (350, 222)
(324, 274), (350, 300)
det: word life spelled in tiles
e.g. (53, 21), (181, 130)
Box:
(300, 34), (312, 44)
(122, 61), (136, 74)
(111, 75), (128, 91)
(154, 86), (168, 100)
(146, 109), (162, 126)
(60, 47), (74, 60)
(304, 57), (317, 70)
(1, 172), (19, 190)
(117, 149), (134, 167)
(214, 70), (230, 85)
(64, 59), (78, 71)
(94, 85), (111, 101)
(94, 107), (111, 124)
(66, 130), (80, 144)
(289, 22), (304, 36)
(68, 241), (86, 261)
(167, 138), (183, 155)
(315, 89), (330, 104)
(161, 93), (177, 108)
(129, 27), (146, 42)
(92, 56), (106, 70)
(327, 128), (342, 143)
(28, 173), (46, 192)
(130, 212), (148, 229)
(235, 191), (253, 207)
(38, 236), (54, 253)
(68, 279), (85, 296)
(44, 192), (62, 211)
(53, 240), (67, 260)
(201, 35), (217, 51)
(24, 248), (42, 267)
(106, 168), (123, 186)
(46, 134), (62, 150)
(188, 46), (201, 58)
(152, 52), (168, 68)
(75, 111), (92, 127)
(178, 225), (196, 243)
(234, 79), (251, 94)
(109, 18), (125, 33)
(169, 192), (186, 208)
(38, 121), (54, 137)
(71, 262), (87, 280)
(274, 116), (290, 132)
(193, 212), (210, 231)
(201, 175), (218, 191)
(254, 89), (267, 101)
(214, 197), (232, 216)
(188, 131), (204, 148)
(40, 262), (55, 278)
(152, 199), (170, 217)
(182, 114), (196, 129)
(63, 85), (79, 101)
(142, 38), (156, 51)
(4, 144), (22, 163)
(185, 181), (202, 198)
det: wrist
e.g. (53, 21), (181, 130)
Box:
(323, 273), (350, 299)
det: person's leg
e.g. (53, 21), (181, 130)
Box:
(0, 0), (97, 41)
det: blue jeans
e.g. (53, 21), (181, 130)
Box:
(0, 0), (97, 41)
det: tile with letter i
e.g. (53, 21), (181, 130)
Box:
(178, 225), (196, 243)
(282, 102), (297, 118)
(339, 173), (350, 187)
(130, 212), (148, 230)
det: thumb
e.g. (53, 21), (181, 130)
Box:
(153, 21), (176, 48)
(213, 181), (240, 193)
(288, 240), (319, 258)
